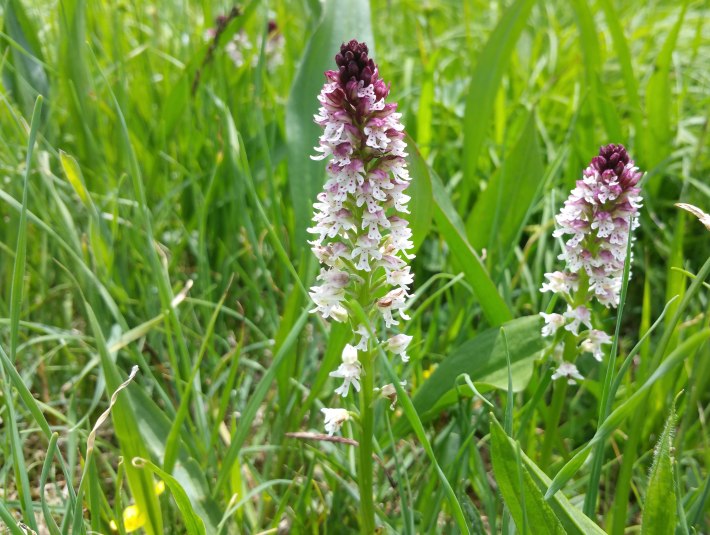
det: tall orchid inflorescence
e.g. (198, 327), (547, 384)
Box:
(308, 40), (413, 436)
(541, 144), (643, 383)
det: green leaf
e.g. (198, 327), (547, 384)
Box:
(490, 416), (566, 534)
(59, 150), (91, 208)
(404, 133), (433, 252)
(462, 0), (534, 181)
(127, 386), (221, 533)
(285, 0), (374, 247)
(431, 169), (512, 325)
(546, 328), (710, 499)
(82, 303), (163, 535)
(466, 111), (543, 266)
(214, 307), (310, 494)
(640, 403), (677, 535)
(598, 0), (644, 144)
(412, 316), (543, 417)
(645, 1), (688, 174)
(5, 96), (43, 532)
(132, 458), (207, 535)
(1, 0), (50, 120)
(519, 449), (606, 534)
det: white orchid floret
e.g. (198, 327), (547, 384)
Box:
(329, 344), (362, 397)
(374, 380), (407, 410)
(350, 235), (382, 272)
(376, 288), (410, 328)
(354, 324), (372, 351)
(551, 362), (585, 385)
(385, 334), (413, 362)
(540, 271), (578, 295)
(539, 312), (565, 337)
(580, 329), (612, 362)
(312, 242), (348, 267)
(386, 266), (414, 288)
(563, 305), (593, 336)
(321, 408), (350, 436)
(309, 284), (347, 322)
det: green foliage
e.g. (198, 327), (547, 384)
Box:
(640, 402), (677, 535)
(0, 0), (708, 533)
(412, 315), (544, 418)
(490, 415), (566, 534)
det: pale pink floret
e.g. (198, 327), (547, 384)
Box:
(552, 362), (585, 385)
(580, 329), (612, 362)
(563, 305), (593, 336)
(539, 312), (565, 337)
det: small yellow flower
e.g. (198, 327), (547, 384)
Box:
(422, 365), (436, 381)
(110, 481), (166, 532)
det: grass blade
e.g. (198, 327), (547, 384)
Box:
(490, 416), (565, 534)
(431, 169), (512, 325)
(462, 0), (534, 184)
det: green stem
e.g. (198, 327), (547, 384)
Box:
(540, 329), (577, 469)
(357, 348), (376, 534)
(540, 376), (568, 470)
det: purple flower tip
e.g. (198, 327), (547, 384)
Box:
(590, 144), (631, 177)
(335, 40), (376, 87)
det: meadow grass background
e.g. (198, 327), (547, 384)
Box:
(0, 0), (708, 533)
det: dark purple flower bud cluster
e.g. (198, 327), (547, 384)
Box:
(335, 40), (376, 87)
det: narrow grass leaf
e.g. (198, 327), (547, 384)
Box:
(132, 458), (207, 535)
(1, 0), (49, 119)
(490, 416), (566, 534)
(431, 169), (512, 325)
(512, 436), (606, 534)
(462, 0), (534, 182)
(598, 0), (644, 145)
(645, 1), (688, 177)
(466, 111), (542, 267)
(214, 307), (309, 494)
(82, 301), (163, 535)
(40, 433), (63, 535)
(5, 95), (42, 532)
(404, 133), (433, 252)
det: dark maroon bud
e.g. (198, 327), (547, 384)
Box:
(334, 39), (377, 88)
(592, 144), (631, 176)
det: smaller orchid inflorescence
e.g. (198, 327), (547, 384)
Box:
(541, 144), (643, 383)
(308, 40), (413, 436)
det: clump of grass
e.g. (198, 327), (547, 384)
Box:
(0, 1), (708, 533)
